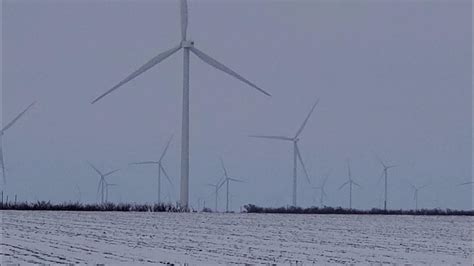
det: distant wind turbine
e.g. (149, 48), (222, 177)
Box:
(207, 178), (225, 212)
(130, 135), (174, 204)
(91, 0), (270, 209)
(410, 183), (428, 210)
(250, 99), (319, 206)
(377, 156), (397, 210)
(88, 162), (120, 204)
(0, 102), (36, 186)
(105, 182), (118, 203)
(219, 158), (244, 213)
(312, 174), (329, 207)
(339, 160), (361, 209)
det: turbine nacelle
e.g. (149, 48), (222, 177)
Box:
(181, 40), (194, 48)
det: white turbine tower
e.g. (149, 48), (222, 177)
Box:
(207, 178), (225, 212)
(219, 158), (244, 213)
(130, 135), (174, 204)
(250, 99), (319, 206)
(410, 183), (428, 210)
(91, 0), (270, 209)
(339, 160), (361, 209)
(0, 102), (36, 187)
(88, 162), (120, 204)
(377, 157), (397, 211)
(312, 174), (329, 207)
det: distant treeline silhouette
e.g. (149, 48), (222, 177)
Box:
(243, 204), (474, 216)
(0, 201), (187, 212)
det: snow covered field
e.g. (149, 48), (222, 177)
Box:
(1, 210), (472, 264)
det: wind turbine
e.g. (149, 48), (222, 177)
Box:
(250, 99), (318, 206)
(339, 160), (361, 209)
(377, 157), (397, 211)
(0, 102), (36, 186)
(130, 135), (174, 204)
(410, 184), (428, 210)
(207, 178), (225, 212)
(91, 0), (270, 208)
(219, 158), (244, 212)
(88, 162), (120, 204)
(312, 174), (329, 207)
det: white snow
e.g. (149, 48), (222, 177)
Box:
(1, 211), (472, 264)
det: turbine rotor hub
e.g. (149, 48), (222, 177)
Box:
(181, 40), (194, 48)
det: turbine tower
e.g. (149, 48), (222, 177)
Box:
(207, 178), (225, 212)
(250, 99), (319, 206)
(410, 184), (428, 210)
(88, 162), (120, 204)
(312, 174), (329, 207)
(339, 160), (361, 209)
(219, 158), (244, 212)
(377, 157), (397, 211)
(91, 0), (270, 209)
(0, 102), (36, 187)
(130, 135), (174, 204)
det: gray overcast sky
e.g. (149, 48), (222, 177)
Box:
(2, 0), (472, 210)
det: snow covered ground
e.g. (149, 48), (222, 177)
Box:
(1, 210), (472, 264)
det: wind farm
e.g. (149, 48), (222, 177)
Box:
(1, 0), (472, 264)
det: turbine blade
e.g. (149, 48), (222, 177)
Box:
(229, 178), (244, 183)
(190, 46), (271, 96)
(339, 181), (349, 190)
(160, 164), (173, 186)
(249, 135), (293, 141)
(458, 181), (473, 186)
(377, 171), (384, 184)
(296, 144), (311, 184)
(387, 164), (398, 170)
(217, 177), (226, 191)
(352, 180), (361, 188)
(159, 134), (174, 162)
(0, 141), (5, 185)
(180, 0), (188, 41)
(96, 180), (102, 198)
(294, 98), (319, 138)
(1, 102), (36, 133)
(220, 157), (228, 178)
(129, 161), (159, 165)
(88, 162), (103, 176)
(91, 45), (181, 104)
(103, 169), (120, 177)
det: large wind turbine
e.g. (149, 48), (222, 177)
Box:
(88, 162), (120, 204)
(250, 99), (319, 206)
(312, 174), (329, 207)
(207, 178), (225, 212)
(219, 158), (244, 212)
(0, 102), (36, 186)
(339, 160), (361, 209)
(91, 0), (270, 208)
(130, 135), (174, 204)
(377, 157), (397, 211)
(410, 184), (428, 210)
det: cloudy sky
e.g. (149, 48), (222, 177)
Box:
(2, 0), (472, 210)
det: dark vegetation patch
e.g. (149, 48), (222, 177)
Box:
(0, 201), (188, 212)
(243, 204), (474, 216)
